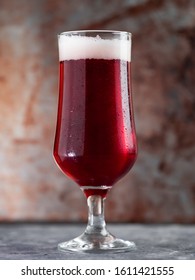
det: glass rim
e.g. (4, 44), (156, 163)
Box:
(58, 30), (132, 37)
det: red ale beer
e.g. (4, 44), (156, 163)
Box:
(54, 34), (137, 197)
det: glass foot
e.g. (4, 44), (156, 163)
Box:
(58, 195), (136, 253)
(58, 232), (136, 253)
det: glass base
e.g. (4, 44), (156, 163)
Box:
(58, 231), (136, 253)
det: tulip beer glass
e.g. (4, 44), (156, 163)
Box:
(53, 30), (137, 252)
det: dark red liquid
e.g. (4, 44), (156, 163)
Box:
(54, 59), (137, 195)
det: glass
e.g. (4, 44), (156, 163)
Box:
(53, 30), (137, 252)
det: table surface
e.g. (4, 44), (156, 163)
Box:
(0, 223), (194, 260)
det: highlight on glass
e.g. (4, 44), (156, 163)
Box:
(53, 30), (137, 252)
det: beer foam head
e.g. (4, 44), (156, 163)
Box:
(58, 34), (131, 62)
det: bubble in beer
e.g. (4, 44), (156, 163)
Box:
(58, 35), (131, 62)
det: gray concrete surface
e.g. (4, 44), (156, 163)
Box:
(0, 224), (194, 259)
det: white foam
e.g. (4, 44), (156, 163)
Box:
(58, 35), (131, 62)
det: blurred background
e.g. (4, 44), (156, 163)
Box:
(0, 0), (195, 223)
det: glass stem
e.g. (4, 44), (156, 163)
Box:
(85, 195), (108, 236)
